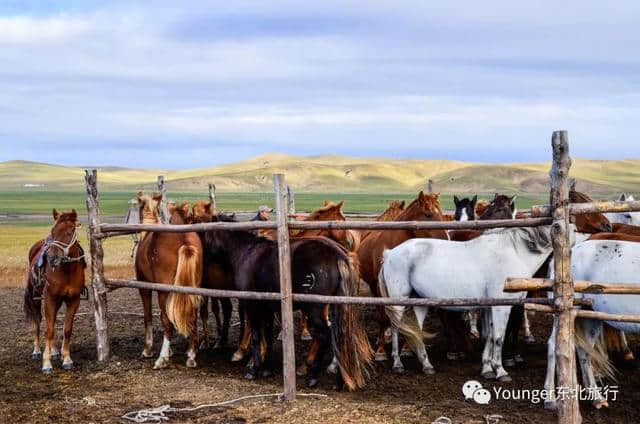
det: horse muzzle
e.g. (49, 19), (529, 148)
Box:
(48, 254), (62, 268)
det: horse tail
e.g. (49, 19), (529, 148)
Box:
(167, 245), (202, 337)
(330, 257), (374, 391)
(23, 273), (41, 324)
(377, 251), (435, 352)
(346, 230), (361, 252)
(575, 320), (616, 381)
(602, 324), (623, 352)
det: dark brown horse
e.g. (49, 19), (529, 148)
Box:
(358, 191), (448, 360)
(203, 224), (373, 390)
(135, 194), (203, 369)
(24, 209), (86, 374)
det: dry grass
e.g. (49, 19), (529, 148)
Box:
(0, 224), (135, 288)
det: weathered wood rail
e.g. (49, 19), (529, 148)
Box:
(83, 130), (640, 423)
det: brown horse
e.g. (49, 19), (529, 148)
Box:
(135, 194), (203, 369)
(358, 191), (448, 360)
(570, 189), (612, 233)
(24, 209), (86, 374)
(612, 222), (640, 236)
(190, 200), (234, 351)
(359, 200), (406, 242)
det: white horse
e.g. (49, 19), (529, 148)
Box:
(379, 226), (553, 381)
(606, 193), (640, 225)
(544, 239), (640, 410)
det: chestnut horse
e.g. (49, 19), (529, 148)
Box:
(135, 194), (203, 369)
(359, 200), (406, 242)
(24, 209), (86, 374)
(358, 191), (448, 360)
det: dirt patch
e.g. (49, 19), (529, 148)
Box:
(2, 286), (639, 423)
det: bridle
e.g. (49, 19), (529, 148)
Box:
(47, 227), (84, 267)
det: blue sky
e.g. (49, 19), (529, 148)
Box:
(1, 1), (639, 168)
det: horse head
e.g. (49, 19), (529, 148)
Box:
(294, 200), (352, 248)
(168, 202), (190, 225)
(378, 200), (405, 221)
(453, 195), (478, 221)
(479, 194), (516, 220)
(190, 200), (214, 223)
(406, 191), (445, 221)
(48, 208), (80, 268)
(570, 189), (612, 233)
(137, 191), (162, 225)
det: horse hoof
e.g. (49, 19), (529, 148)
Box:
(31, 352), (42, 360)
(624, 352), (636, 361)
(141, 350), (154, 359)
(422, 366), (435, 375)
(212, 340), (225, 351)
(153, 358), (169, 370)
(307, 377), (320, 388)
(525, 335), (536, 344)
(543, 400), (557, 411)
(503, 358), (516, 368)
(594, 400), (609, 409)
(244, 371), (256, 380)
(231, 351), (245, 362)
(261, 369), (273, 378)
(198, 341), (210, 351)
(51, 353), (61, 361)
(186, 359), (197, 368)
(62, 361), (74, 371)
(497, 375), (512, 383)
(374, 352), (388, 362)
(327, 363), (338, 374)
(446, 352), (460, 361)
(401, 349), (414, 358)
(301, 331), (313, 341)
(42, 367), (53, 375)
(470, 330), (480, 339)
(392, 365), (405, 374)
(481, 371), (496, 379)
(296, 364), (308, 377)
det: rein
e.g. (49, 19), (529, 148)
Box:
(47, 228), (86, 264)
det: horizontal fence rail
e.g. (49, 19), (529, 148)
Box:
(505, 278), (640, 295)
(570, 200), (640, 215)
(105, 278), (556, 307)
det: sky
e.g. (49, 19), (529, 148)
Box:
(1, 1), (639, 168)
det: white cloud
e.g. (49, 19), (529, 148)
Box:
(0, 15), (92, 43)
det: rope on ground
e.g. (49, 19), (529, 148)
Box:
(121, 392), (329, 423)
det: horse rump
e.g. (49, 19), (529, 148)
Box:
(329, 257), (373, 390)
(167, 245), (203, 336)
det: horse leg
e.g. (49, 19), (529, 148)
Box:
(61, 297), (80, 370)
(488, 306), (511, 382)
(576, 319), (608, 409)
(199, 298), (210, 350)
(480, 309), (496, 379)
(214, 298), (232, 350)
(42, 295), (62, 374)
(523, 311), (535, 344)
(245, 323), (261, 380)
(438, 309), (457, 360)
(413, 305), (435, 374)
(261, 312), (274, 378)
(307, 321), (331, 388)
(232, 303), (250, 362)
(374, 306), (389, 361)
(619, 331), (635, 361)
(469, 311), (480, 339)
(300, 312), (313, 341)
(154, 292), (173, 369)
(139, 288), (154, 358)
(31, 300), (42, 360)
(543, 318), (558, 410)
(298, 337), (319, 376)
(186, 307), (199, 368)
(503, 305), (523, 367)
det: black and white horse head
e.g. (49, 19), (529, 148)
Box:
(453, 195), (478, 221)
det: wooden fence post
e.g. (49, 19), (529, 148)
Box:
(427, 179), (433, 193)
(274, 174), (296, 401)
(157, 175), (170, 224)
(550, 131), (581, 423)
(209, 183), (217, 210)
(286, 185), (295, 219)
(84, 169), (110, 361)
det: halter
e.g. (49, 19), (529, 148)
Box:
(48, 228), (85, 264)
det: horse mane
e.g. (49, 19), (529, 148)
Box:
(397, 193), (442, 220)
(484, 226), (552, 253)
(306, 201), (345, 221)
(570, 189), (592, 203)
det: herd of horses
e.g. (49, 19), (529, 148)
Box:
(22, 189), (640, 408)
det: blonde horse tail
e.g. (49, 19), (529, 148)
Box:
(378, 252), (435, 353)
(575, 320), (616, 381)
(330, 258), (374, 391)
(167, 245), (202, 337)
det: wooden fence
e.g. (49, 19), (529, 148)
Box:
(84, 130), (640, 424)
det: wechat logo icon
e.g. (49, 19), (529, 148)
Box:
(462, 380), (492, 405)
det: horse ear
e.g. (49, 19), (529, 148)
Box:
(323, 200), (329, 206)
(494, 193), (499, 199)
(471, 195), (478, 205)
(52, 208), (59, 220)
(400, 200), (405, 208)
(418, 191), (425, 201)
(434, 192), (440, 199)
(204, 200), (212, 211)
(510, 195), (517, 204)
(453, 196), (460, 205)
(336, 200), (344, 210)
(620, 193), (626, 201)
(70, 209), (77, 219)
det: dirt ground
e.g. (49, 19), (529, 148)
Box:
(2, 286), (640, 424)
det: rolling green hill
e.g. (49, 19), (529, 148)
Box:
(1, 155), (639, 195)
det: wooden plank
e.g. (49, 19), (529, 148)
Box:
(286, 185), (295, 219)
(570, 200), (640, 215)
(104, 278), (555, 306)
(550, 130), (581, 424)
(274, 174), (296, 402)
(84, 169), (110, 361)
(157, 175), (170, 224)
(576, 309), (640, 323)
(505, 278), (640, 294)
(208, 183), (216, 210)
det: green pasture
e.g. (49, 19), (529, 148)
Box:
(0, 190), (547, 217)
